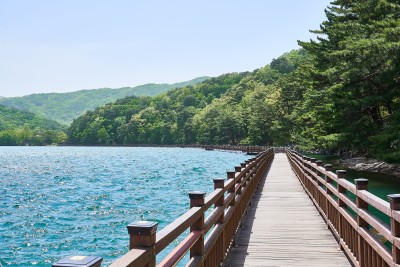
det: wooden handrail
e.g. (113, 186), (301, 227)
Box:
(107, 147), (274, 267)
(286, 149), (400, 267)
(156, 207), (203, 254)
(202, 145), (269, 153)
(158, 231), (202, 267)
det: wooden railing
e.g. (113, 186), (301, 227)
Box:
(103, 148), (274, 267)
(287, 149), (400, 267)
(202, 144), (269, 153)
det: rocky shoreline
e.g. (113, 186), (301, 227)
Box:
(338, 157), (400, 178)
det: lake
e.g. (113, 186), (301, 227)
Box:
(0, 147), (251, 266)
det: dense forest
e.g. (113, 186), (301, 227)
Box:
(0, 105), (67, 145)
(0, 77), (207, 124)
(68, 0), (400, 163)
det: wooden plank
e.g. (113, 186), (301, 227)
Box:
(224, 153), (351, 266)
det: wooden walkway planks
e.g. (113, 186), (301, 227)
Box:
(224, 153), (351, 267)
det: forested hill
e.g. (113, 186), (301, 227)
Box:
(0, 105), (67, 145)
(0, 77), (208, 125)
(0, 105), (65, 131)
(67, 50), (307, 146)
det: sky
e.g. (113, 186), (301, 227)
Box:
(0, 1), (331, 97)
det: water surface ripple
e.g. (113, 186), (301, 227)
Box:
(0, 147), (250, 266)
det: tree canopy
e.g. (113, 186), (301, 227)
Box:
(0, 105), (67, 145)
(0, 77), (208, 125)
(297, 0), (400, 162)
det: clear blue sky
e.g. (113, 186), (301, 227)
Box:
(0, 1), (331, 97)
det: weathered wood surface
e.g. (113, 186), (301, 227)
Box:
(224, 153), (351, 266)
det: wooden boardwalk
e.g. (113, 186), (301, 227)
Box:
(224, 153), (351, 267)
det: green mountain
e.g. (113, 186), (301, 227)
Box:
(0, 105), (65, 131)
(0, 105), (67, 146)
(0, 77), (208, 125)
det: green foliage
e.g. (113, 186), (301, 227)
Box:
(0, 77), (208, 125)
(68, 72), (253, 145)
(0, 105), (67, 145)
(67, 51), (307, 146)
(0, 105), (65, 131)
(297, 0), (400, 161)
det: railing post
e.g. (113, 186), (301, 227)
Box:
(303, 156), (309, 177)
(227, 171), (236, 206)
(355, 178), (368, 266)
(324, 164), (333, 194)
(388, 194), (400, 264)
(214, 178), (226, 265)
(53, 256), (103, 267)
(310, 158), (316, 171)
(301, 156), (307, 182)
(189, 191), (205, 259)
(355, 179), (369, 226)
(336, 170), (347, 208)
(213, 178), (225, 222)
(235, 166), (243, 196)
(127, 221), (158, 267)
(316, 160), (323, 187)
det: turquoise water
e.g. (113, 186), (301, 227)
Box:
(305, 153), (400, 229)
(0, 147), (251, 266)
(304, 153), (400, 202)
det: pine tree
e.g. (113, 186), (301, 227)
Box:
(299, 0), (400, 159)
